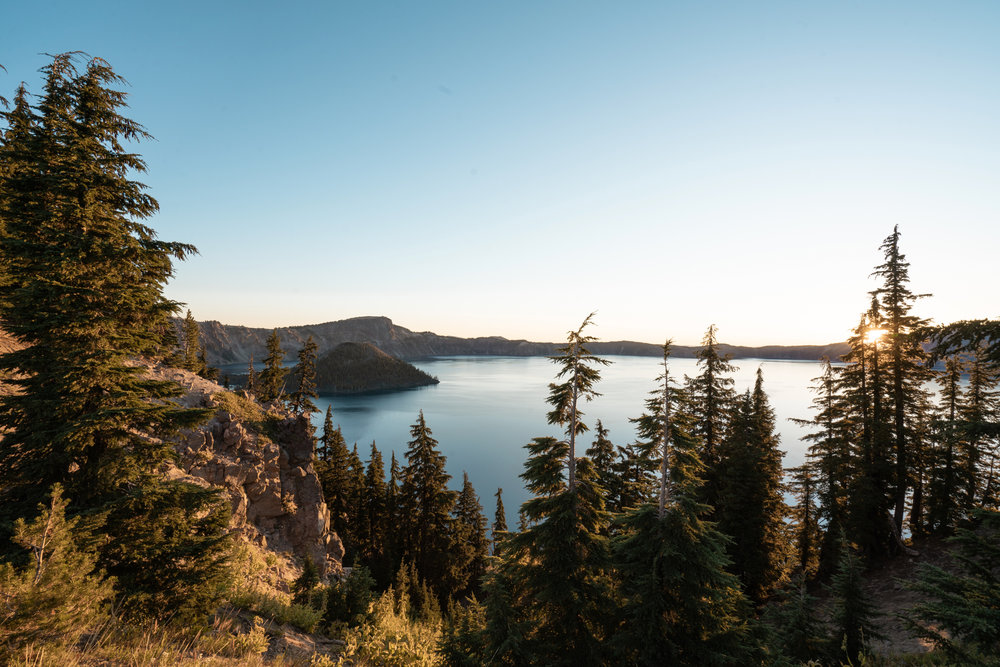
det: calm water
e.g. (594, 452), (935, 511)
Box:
(309, 355), (824, 525)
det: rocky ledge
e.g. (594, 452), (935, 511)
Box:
(149, 365), (344, 575)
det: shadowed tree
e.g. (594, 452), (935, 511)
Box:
(290, 335), (318, 415)
(256, 329), (287, 403)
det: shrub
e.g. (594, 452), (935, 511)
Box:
(0, 485), (114, 655)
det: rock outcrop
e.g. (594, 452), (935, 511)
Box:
(150, 365), (343, 575)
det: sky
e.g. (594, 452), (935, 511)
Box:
(3, 2), (998, 346)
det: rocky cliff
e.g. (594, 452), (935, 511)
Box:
(144, 365), (344, 575)
(196, 316), (850, 366)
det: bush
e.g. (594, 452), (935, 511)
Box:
(0, 485), (114, 654)
(326, 566), (377, 629)
(339, 590), (442, 666)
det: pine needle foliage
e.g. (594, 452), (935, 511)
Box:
(546, 312), (610, 491)
(0, 485), (114, 654)
(255, 329), (287, 403)
(905, 509), (1000, 664)
(613, 367), (753, 666)
(0, 53), (206, 523)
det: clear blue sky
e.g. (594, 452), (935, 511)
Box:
(3, 2), (998, 345)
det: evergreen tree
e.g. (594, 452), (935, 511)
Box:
(246, 352), (257, 396)
(290, 335), (318, 415)
(399, 411), (458, 601)
(684, 324), (737, 509)
(764, 573), (824, 664)
(786, 464), (821, 578)
(828, 540), (881, 665)
(714, 369), (790, 604)
(361, 442), (389, 582)
(345, 444), (367, 563)
(0, 485), (114, 652)
(292, 554), (320, 606)
(613, 380), (752, 665)
(905, 509), (1000, 664)
(0, 56), (232, 616)
(182, 309), (201, 372)
(453, 472), (489, 598)
(585, 419), (619, 510)
(316, 405), (335, 461)
(871, 226), (932, 535)
(492, 487), (507, 551)
(0, 53), (205, 519)
(500, 437), (613, 666)
(960, 345), (1000, 513)
(926, 356), (964, 533)
(611, 441), (657, 511)
(546, 313), (610, 491)
(793, 358), (852, 576)
(256, 329), (287, 403)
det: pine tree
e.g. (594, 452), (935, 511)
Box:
(453, 472), (489, 598)
(0, 485), (114, 652)
(316, 405), (335, 461)
(960, 345), (1000, 513)
(399, 411), (457, 601)
(585, 419), (619, 510)
(793, 358), (852, 575)
(361, 442), (389, 582)
(182, 309), (201, 372)
(500, 437), (613, 666)
(292, 554), (320, 606)
(256, 329), (287, 403)
(787, 464), (821, 578)
(290, 335), (318, 415)
(684, 324), (737, 509)
(546, 313), (610, 491)
(0, 53), (205, 519)
(828, 540), (882, 665)
(492, 487), (508, 551)
(246, 352), (257, 396)
(612, 375), (753, 665)
(905, 509), (1000, 664)
(764, 573), (824, 664)
(871, 226), (932, 535)
(714, 369), (790, 604)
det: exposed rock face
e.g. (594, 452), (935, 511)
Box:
(151, 365), (343, 575)
(314, 342), (439, 394)
(193, 316), (850, 366)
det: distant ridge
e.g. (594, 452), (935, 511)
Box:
(194, 316), (849, 366)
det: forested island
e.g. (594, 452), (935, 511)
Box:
(1, 54), (999, 667)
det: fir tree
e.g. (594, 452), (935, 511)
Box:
(246, 352), (257, 396)
(714, 369), (790, 604)
(926, 356), (964, 533)
(493, 487), (508, 551)
(182, 309), (201, 371)
(0, 485), (114, 652)
(828, 539), (881, 665)
(292, 554), (320, 606)
(787, 464), (821, 578)
(453, 472), (489, 598)
(399, 411), (457, 601)
(764, 573), (824, 664)
(585, 419), (619, 510)
(501, 438), (613, 666)
(793, 358), (852, 575)
(871, 226), (932, 535)
(256, 329), (287, 403)
(361, 442), (389, 582)
(613, 383), (752, 665)
(0, 53), (205, 518)
(546, 313), (610, 491)
(290, 335), (318, 415)
(684, 324), (737, 509)
(905, 509), (1000, 664)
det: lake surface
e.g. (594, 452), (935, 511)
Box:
(310, 355), (824, 526)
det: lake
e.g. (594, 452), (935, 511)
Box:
(309, 355), (825, 526)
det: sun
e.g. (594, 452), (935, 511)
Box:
(864, 328), (888, 344)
